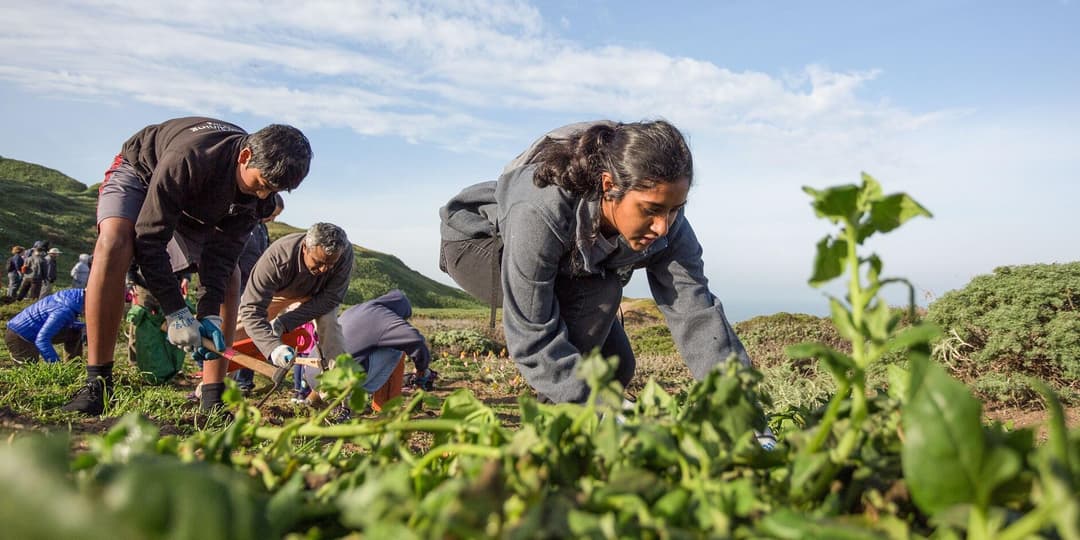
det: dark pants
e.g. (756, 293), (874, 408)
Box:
(7, 271), (21, 298)
(440, 238), (635, 394)
(15, 278), (41, 301)
(5, 327), (84, 364)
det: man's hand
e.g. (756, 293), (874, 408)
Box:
(194, 315), (225, 361)
(270, 344), (296, 368)
(165, 309), (200, 352)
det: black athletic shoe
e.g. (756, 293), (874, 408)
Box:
(406, 368), (439, 391)
(61, 382), (108, 416)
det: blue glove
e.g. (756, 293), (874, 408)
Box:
(193, 315), (225, 362)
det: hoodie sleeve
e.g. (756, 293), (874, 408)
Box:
(645, 215), (751, 379)
(35, 309), (76, 363)
(500, 201), (590, 403)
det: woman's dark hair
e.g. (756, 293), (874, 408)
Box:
(531, 120), (693, 201)
(245, 124), (313, 192)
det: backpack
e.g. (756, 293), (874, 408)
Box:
(125, 304), (186, 384)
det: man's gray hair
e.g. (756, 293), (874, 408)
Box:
(304, 223), (349, 256)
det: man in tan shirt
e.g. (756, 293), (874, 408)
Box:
(237, 222), (353, 370)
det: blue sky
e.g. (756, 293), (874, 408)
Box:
(1, 0), (1077, 321)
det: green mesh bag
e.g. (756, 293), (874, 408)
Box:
(126, 304), (186, 384)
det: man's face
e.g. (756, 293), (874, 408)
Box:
(302, 244), (341, 276)
(236, 147), (275, 199)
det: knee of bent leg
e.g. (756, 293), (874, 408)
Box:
(94, 219), (135, 256)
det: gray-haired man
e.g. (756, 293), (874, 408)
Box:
(237, 223), (353, 370)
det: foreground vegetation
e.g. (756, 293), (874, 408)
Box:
(0, 174), (1078, 538)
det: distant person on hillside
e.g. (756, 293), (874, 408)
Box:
(337, 289), (438, 391)
(70, 253), (91, 288)
(63, 117), (313, 416)
(232, 193), (284, 392)
(5, 288), (85, 364)
(7, 245), (25, 298)
(439, 121), (761, 418)
(15, 246), (46, 301)
(40, 247), (62, 298)
(236, 223), (352, 375)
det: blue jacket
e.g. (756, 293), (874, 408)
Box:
(7, 288), (86, 362)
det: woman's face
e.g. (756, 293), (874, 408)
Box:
(600, 174), (690, 251)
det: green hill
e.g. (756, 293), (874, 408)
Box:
(0, 155), (479, 309)
(0, 156), (99, 258)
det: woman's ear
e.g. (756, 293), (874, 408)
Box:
(600, 172), (615, 196)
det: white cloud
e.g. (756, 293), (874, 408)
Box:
(0, 0), (940, 152)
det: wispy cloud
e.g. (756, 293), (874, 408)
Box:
(0, 0), (941, 150)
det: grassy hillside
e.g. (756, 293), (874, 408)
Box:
(0, 156), (98, 257)
(0, 155), (479, 309)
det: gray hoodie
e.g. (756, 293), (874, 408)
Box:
(440, 122), (750, 402)
(70, 254), (91, 288)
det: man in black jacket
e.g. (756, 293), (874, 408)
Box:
(64, 117), (313, 415)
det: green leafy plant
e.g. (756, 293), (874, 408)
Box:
(787, 173), (938, 473)
(430, 328), (498, 355)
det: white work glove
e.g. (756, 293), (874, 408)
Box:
(270, 317), (286, 338)
(270, 344), (296, 368)
(755, 427), (778, 451)
(165, 308), (201, 352)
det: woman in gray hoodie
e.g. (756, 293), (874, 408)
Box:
(439, 120), (752, 404)
(70, 253), (91, 289)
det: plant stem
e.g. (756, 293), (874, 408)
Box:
(253, 418), (489, 440)
(805, 379), (851, 454)
(410, 443), (502, 476)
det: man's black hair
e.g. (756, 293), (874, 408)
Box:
(245, 124), (313, 192)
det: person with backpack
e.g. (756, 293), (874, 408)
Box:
(15, 247), (46, 301)
(39, 248), (62, 298)
(5, 288), (86, 364)
(7, 246), (25, 298)
(438, 120), (753, 404)
(236, 223), (352, 375)
(232, 193), (284, 392)
(63, 117), (313, 416)
(70, 253), (91, 289)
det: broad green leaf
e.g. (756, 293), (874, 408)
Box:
(869, 193), (932, 235)
(830, 298), (859, 342)
(886, 364), (910, 402)
(882, 323), (942, 355)
(975, 446), (1022, 506)
(1030, 378), (1073, 478)
(901, 358), (986, 515)
(804, 184), (860, 222)
(863, 299), (894, 348)
(809, 236), (848, 286)
(857, 172), (884, 210)
(757, 508), (884, 539)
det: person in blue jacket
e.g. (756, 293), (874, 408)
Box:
(4, 288), (86, 364)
